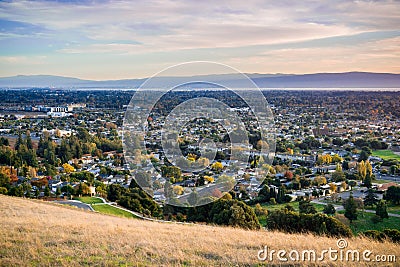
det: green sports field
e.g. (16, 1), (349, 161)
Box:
(372, 150), (400, 161)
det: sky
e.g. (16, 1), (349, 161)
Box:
(0, 0), (399, 80)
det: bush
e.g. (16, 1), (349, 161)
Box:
(210, 199), (260, 230)
(266, 209), (352, 237)
(363, 229), (400, 243)
(254, 203), (268, 216)
(0, 187), (8, 195)
(363, 230), (386, 242)
(383, 229), (400, 243)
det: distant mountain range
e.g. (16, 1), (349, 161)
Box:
(0, 72), (399, 88)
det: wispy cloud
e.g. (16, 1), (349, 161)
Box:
(0, 0), (399, 79)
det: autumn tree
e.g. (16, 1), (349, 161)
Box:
(173, 185), (184, 195)
(211, 161), (223, 172)
(62, 163), (75, 174)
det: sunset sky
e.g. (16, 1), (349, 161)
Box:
(0, 0), (399, 80)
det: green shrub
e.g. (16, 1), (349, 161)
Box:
(266, 209), (352, 237)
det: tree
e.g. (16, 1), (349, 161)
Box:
(332, 165), (346, 182)
(15, 131), (24, 151)
(44, 186), (51, 197)
(55, 187), (61, 197)
(211, 161), (223, 172)
(344, 193), (358, 223)
(329, 183), (337, 193)
(173, 185), (184, 195)
(204, 175), (214, 183)
(299, 199), (317, 214)
(313, 176), (327, 186)
(357, 160), (367, 180)
(59, 139), (72, 163)
(375, 200), (389, 219)
(187, 190), (199, 206)
(348, 180), (357, 190)
(0, 172), (10, 188)
(384, 186), (400, 205)
(363, 173), (372, 189)
(254, 203), (268, 216)
(364, 189), (379, 207)
(284, 170), (293, 180)
(323, 204), (336, 215)
(209, 199), (260, 230)
(62, 163), (75, 174)
(276, 186), (287, 204)
(359, 150), (370, 162)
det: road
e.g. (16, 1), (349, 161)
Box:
(311, 199), (400, 218)
(376, 174), (400, 182)
(53, 200), (94, 211)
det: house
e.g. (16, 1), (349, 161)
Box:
(89, 186), (96, 197)
(377, 182), (400, 193)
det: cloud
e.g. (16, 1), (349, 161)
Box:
(0, 0), (398, 78)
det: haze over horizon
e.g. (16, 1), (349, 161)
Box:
(0, 1), (399, 80)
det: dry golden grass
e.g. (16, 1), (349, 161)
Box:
(0, 195), (399, 266)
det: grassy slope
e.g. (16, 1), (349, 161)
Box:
(1, 195), (399, 266)
(73, 197), (103, 204)
(337, 210), (400, 234)
(92, 204), (137, 219)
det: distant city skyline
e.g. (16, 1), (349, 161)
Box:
(0, 0), (399, 80)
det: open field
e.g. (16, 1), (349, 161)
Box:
(1, 195), (399, 266)
(92, 204), (138, 219)
(260, 201), (326, 212)
(372, 150), (400, 161)
(73, 196), (104, 204)
(338, 210), (400, 234)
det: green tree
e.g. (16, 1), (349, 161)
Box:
(375, 200), (389, 219)
(55, 187), (61, 197)
(209, 199), (260, 230)
(44, 186), (51, 197)
(323, 203), (336, 215)
(344, 193), (358, 223)
(299, 199), (317, 214)
(15, 131), (24, 151)
(187, 190), (199, 206)
(0, 172), (10, 188)
(384, 186), (400, 205)
(364, 189), (379, 207)
(25, 130), (33, 150)
(59, 139), (72, 163)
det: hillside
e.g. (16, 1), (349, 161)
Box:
(0, 72), (399, 88)
(0, 195), (399, 266)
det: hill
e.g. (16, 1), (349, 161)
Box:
(0, 195), (399, 266)
(0, 72), (399, 88)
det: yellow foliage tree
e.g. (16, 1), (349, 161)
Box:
(204, 175), (214, 183)
(62, 163), (75, 174)
(211, 161), (223, 172)
(173, 185), (184, 195)
(357, 160), (366, 180)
